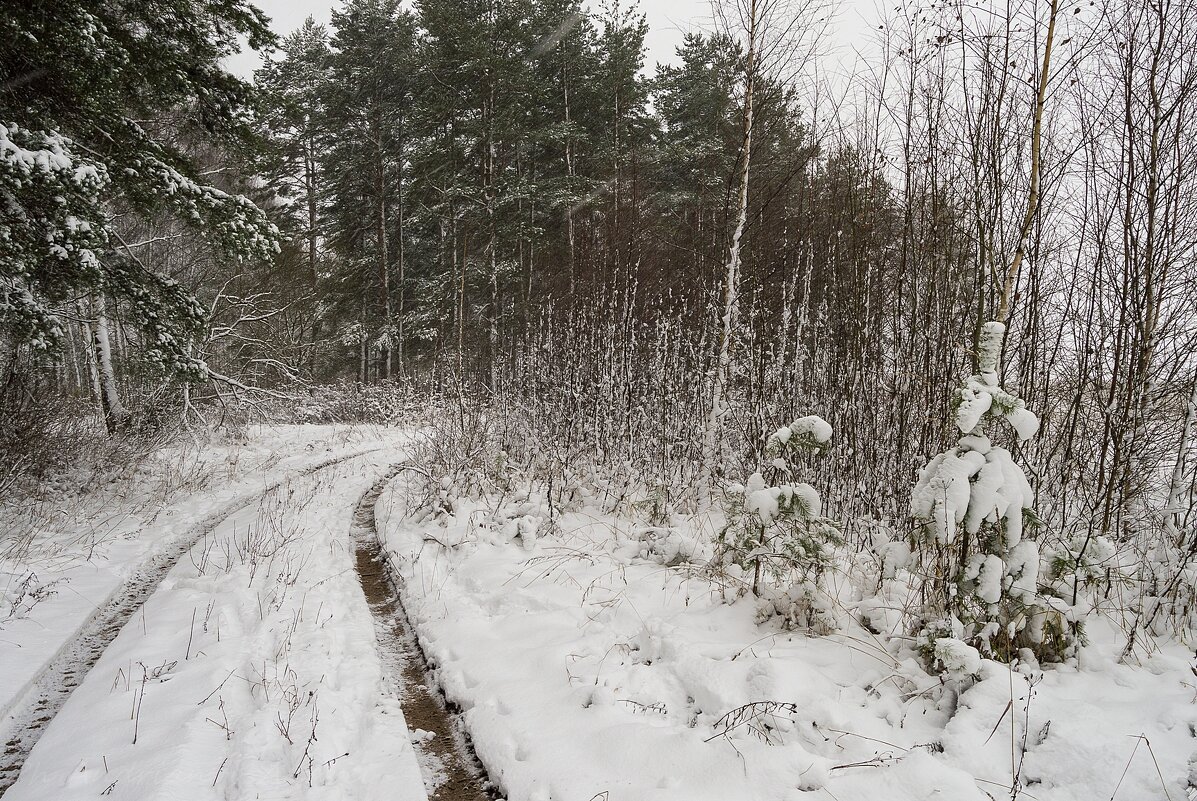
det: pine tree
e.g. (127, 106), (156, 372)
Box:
(526, 0), (604, 296)
(720, 415), (840, 598)
(593, 0), (651, 284)
(255, 19), (333, 375)
(649, 33), (741, 292)
(0, 0), (279, 393)
(910, 322), (1071, 663)
(322, 0), (418, 381)
(652, 33), (740, 214)
(413, 0), (547, 387)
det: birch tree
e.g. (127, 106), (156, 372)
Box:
(697, 0), (828, 505)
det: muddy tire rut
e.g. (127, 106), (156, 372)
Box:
(351, 470), (498, 801)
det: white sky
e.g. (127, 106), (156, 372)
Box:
(226, 0), (878, 80)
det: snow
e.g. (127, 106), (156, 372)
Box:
(1005, 540), (1040, 600)
(973, 554), (1005, 605)
(740, 479), (823, 526)
(956, 378), (995, 434)
(934, 638), (981, 676)
(374, 476), (1197, 801)
(769, 415), (833, 449)
(0, 425), (394, 726)
(2, 438), (426, 801)
(1007, 407), (1041, 441)
(4, 425), (1195, 801)
(909, 449), (986, 543)
(0, 123), (82, 177)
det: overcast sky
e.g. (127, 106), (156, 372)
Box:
(226, 0), (877, 80)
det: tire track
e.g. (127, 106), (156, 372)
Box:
(351, 470), (499, 801)
(0, 447), (381, 796)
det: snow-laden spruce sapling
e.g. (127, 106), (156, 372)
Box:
(1041, 534), (1122, 605)
(911, 321), (1074, 665)
(1117, 380), (1197, 655)
(718, 416), (840, 626)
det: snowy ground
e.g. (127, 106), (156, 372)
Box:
(2, 425), (385, 722)
(375, 488), (1197, 801)
(4, 427), (1195, 801)
(1, 427), (428, 800)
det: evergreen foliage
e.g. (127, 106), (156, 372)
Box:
(0, 0), (279, 376)
(911, 322), (1074, 664)
(719, 415), (840, 596)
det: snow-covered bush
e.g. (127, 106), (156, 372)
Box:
(632, 477), (678, 528)
(1123, 531), (1197, 652)
(932, 636), (982, 678)
(910, 322), (1075, 664)
(718, 415), (841, 597)
(1041, 533), (1125, 622)
(403, 409), (499, 525)
(1120, 385), (1197, 654)
(847, 518), (918, 635)
(755, 579), (843, 633)
(403, 403), (583, 540)
(637, 526), (711, 566)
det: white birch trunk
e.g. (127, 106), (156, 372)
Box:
(697, 0), (759, 506)
(91, 295), (128, 433)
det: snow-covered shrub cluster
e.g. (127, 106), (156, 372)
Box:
(932, 636), (982, 678)
(1040, 533), (1125, 608)
(1117, 384), (1197, 652)
(717, 416), (841, 624)
(402, 321), (1104, 674)
(402, 398), (672, 538)
(401, 405), (592, 544)
(910, 322), (1073, 664)
(637, 526), (712, 567)
(403, 421), (496, 525)
(285, 381), (427, 426)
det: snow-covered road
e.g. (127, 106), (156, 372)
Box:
(1, 432), (436, 801)
(0, 445), (387, 792)
(350, 469), (492, 801)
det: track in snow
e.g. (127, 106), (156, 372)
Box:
(0, 449), (380, 797)
(351, 470), (499, 801)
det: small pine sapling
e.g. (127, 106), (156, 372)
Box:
(718, 416), (841, 598)
(910, 322), (1074, 665)
(1042, 534), (1120, 602)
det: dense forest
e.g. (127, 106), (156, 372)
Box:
(4, 0), (1197, 666)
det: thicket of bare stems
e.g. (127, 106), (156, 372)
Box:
(404, 0), (1197, 652)
(3, 0), (1195, 651)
